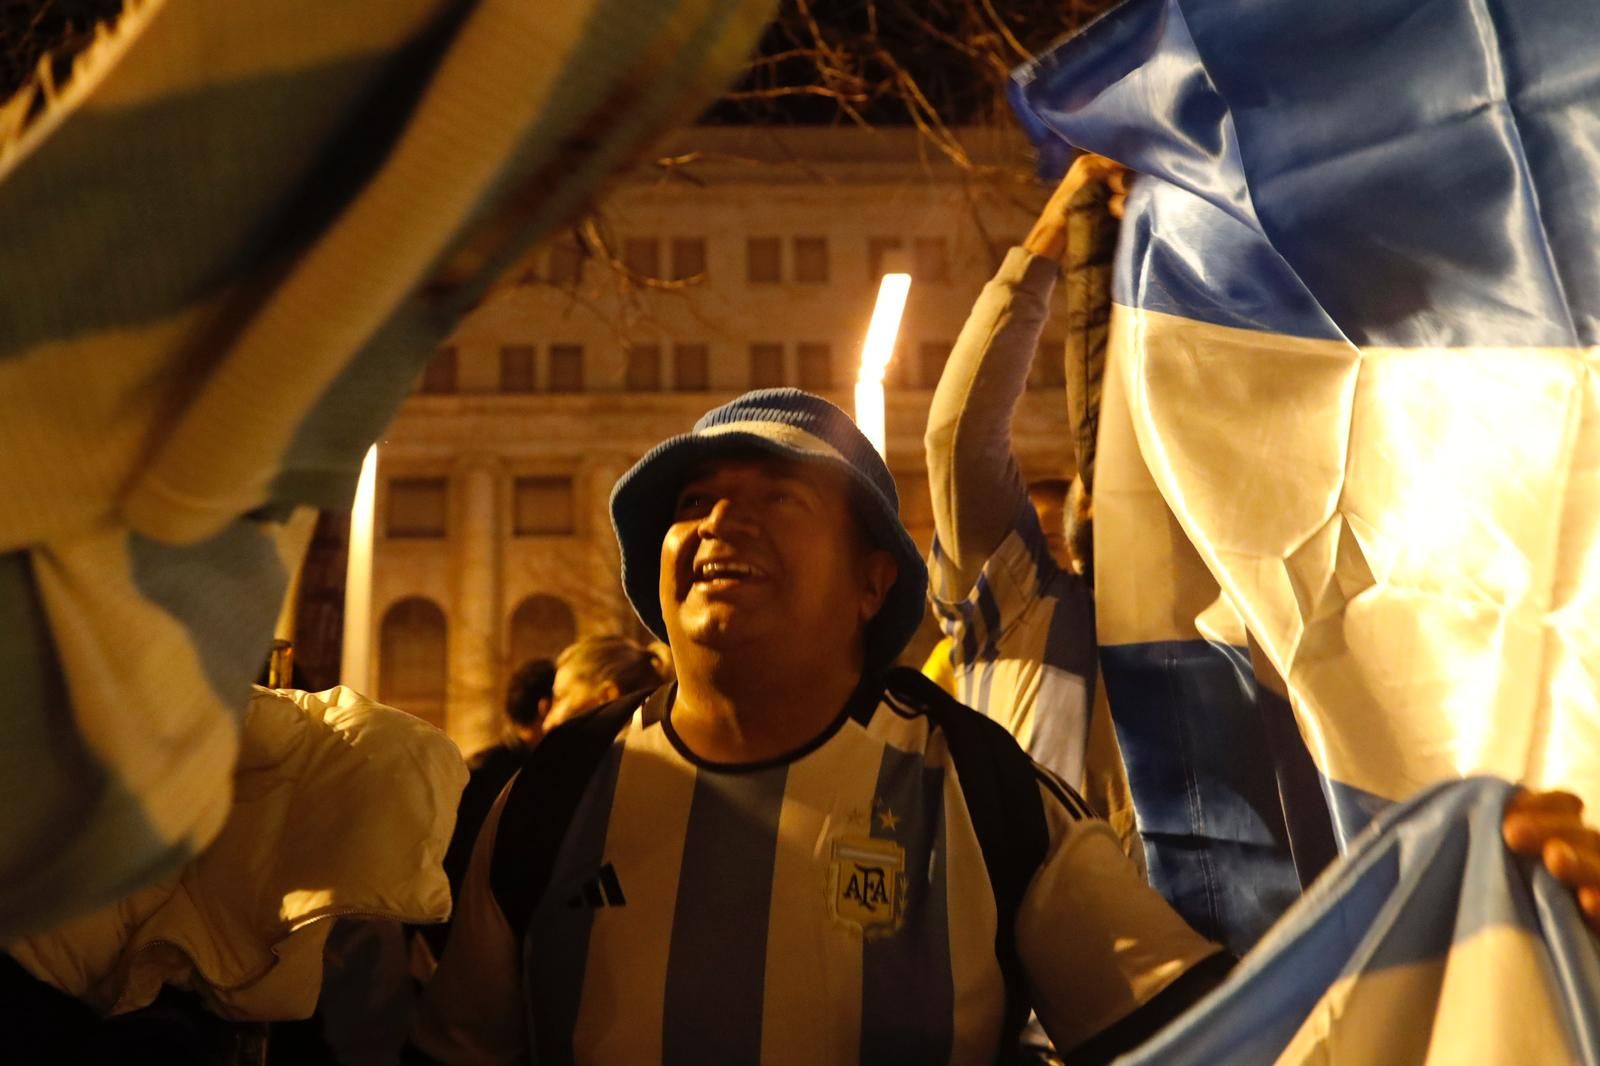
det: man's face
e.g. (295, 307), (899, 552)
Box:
(658, 453), (896, 657)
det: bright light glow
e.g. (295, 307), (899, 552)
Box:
(341, 444), (379, 692)
(855, 271), (911, 456)
(855, 380), (886, 457)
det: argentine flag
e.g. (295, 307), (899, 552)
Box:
(1126, 778), (1600, 1065)
(1012, 0), (1600, 863)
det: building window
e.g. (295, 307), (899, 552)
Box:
(749, 343), (785, 388)
(868, 236), (904, 278)
(918, 341), (950, 390)
(513, 476), (576, 535)
(499, 344), (536, 392)
(378, 597), (447, 728)
(419, 347), (457, 394)
(913, 236), (951, 282)
(673, 343), (710, 392)
(387, 476), (448, 538)
(547, 239), (585, 285)
(797, 342), (833, 390)
(626, 344), (662, 392)
(793, 237), (829, 283)
(507, 595), (577, 673)
(1030, 337), (1067, 389)
(548, 344), (584, 393)
(623, 237), (660, 278)
(747, 237), (781, 283)
(670, 238), (707, 281)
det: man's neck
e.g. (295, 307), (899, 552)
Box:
(671, 645), (866, 764)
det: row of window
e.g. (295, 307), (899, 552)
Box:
(386, 475), (576, 539)
(531, 233), (1009, 288)
(417, 339), (1065, 396)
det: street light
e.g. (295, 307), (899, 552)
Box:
(854, 260), (912, 457)
(342, 443), (379, 691)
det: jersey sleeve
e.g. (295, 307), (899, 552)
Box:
(1017, 773), (1223, 1053)
(412, 783), (530, 1066)
(929, 499), (1097, 787)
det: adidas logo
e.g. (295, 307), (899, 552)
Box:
(567, 862), (627, 908)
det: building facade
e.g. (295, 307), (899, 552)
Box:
(365, 127), (1082, 753)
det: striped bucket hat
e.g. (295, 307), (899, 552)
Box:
(609, 388), (928, 670)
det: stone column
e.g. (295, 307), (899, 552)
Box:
(587, 457), (636, 635)
(448, 456), (502, 755)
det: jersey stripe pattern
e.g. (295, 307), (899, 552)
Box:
(928, 499), (1098, 791)
(511, 680), (1214, 1066)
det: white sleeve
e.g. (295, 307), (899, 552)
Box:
(925, 247), (1061, 600)
(1016, 777), (1222, 1053)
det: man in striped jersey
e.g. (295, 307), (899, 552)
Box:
(411, 389), (1226, 1065)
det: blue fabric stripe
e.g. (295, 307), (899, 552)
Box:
(661, 765), (787, 1066)
(127, 521), (286, 712)
(1321, 773), (1395, 845)
(1098, 638), (1302, 953)
(859, 745), (952, 1064)
(0, 553), (183, 941)
(1116, 779), (1600, 1066)
(525, 740), (626, 1066)
(0, 36), (454, 360)
(1012, 0), (1600, 347)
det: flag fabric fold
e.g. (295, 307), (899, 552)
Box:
(1011, 0), (1600, 857)
(0, 0), (773, 941)
(1116, 777), (1600, 1066)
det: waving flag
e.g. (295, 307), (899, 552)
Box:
(0, 0), (772, 940)
(1012, 0), (1600, 859)
(1123, 778), (1600, 1065)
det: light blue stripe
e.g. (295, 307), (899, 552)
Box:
(0, 30), (458, 360)
(0, 551), (190, 941)
(661, 764), (787, 1066)
(127, 520), (287, 712)
(859, 745), (951, 1063)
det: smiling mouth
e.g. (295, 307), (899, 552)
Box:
(692, 560), (766, 586)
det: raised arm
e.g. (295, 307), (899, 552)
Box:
(924, 155), (1126, 597)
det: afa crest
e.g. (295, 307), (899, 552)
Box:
(829, 836), (905, 938)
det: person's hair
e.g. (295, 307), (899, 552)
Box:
(556, 635), (674, 695)
(505, 658), (556, 727)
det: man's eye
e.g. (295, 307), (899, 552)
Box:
(676, 492), (711, 516)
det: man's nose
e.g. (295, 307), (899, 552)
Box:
(698, 496), (756, 538)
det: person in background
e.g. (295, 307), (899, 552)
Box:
(545, 635), (674, 734)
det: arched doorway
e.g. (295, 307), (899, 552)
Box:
(507, 594), (578, 678)
(378, 596), (447, 728)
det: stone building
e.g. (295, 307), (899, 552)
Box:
(363, 126), (1082, 753)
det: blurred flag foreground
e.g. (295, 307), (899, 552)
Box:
(1013, 0), (1600, 853)
(1122, 779), (1600, 1065)
(0, 0), (771, 941)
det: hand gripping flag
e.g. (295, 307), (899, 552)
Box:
(0, 0), (771, 940)
(1118, 778), (1600, 1066)
(1012, 0), (1600, 861)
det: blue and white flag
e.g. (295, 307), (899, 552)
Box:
(1012, 0), (1600, 847)
(0, 0), (772, 941)
(1120, 778), (1600, 1065)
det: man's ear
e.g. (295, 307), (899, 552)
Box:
(599, 680), (621, 703)
(858, 549), (899, 623)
